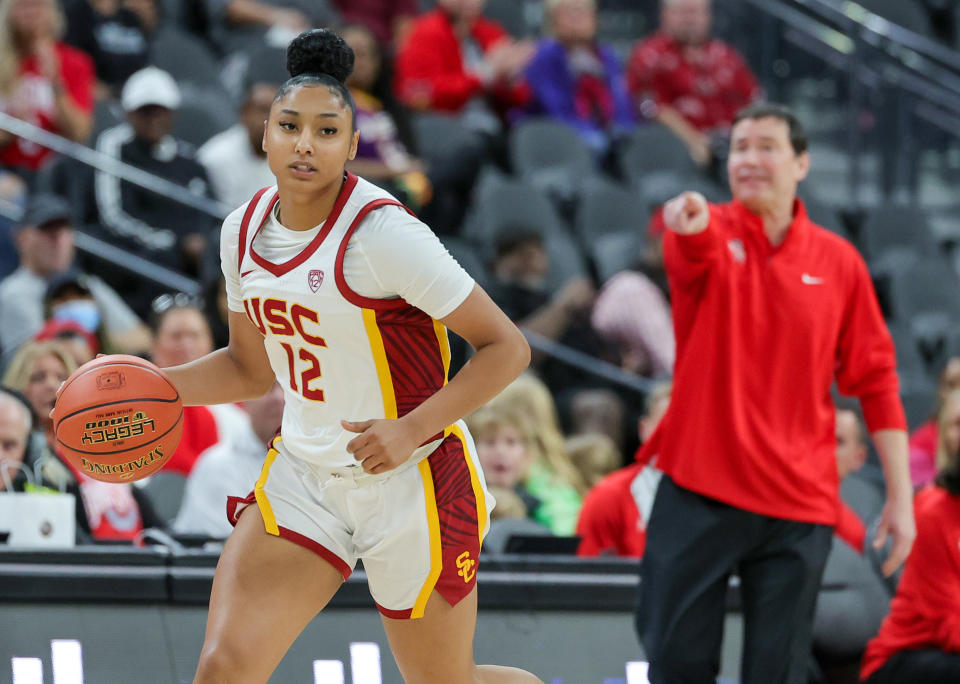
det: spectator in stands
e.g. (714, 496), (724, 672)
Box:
(909, 356), (960, 489)
(34, 318), (95, 365)
(636, 103), (913, 684)
(523, 0), (634, 159)
(341, 24), (431, 211)
(487, 226), (606, 391)
(331, 0), (419, 48)
(626, 0), (759, 167)
(148, 294), (246, 476)
(591, 261), (674, 378)
(564, 431), (620, 494)
(201, 273), (229, 349)
(0, 170), (27, 279)
(467, 403), (541, 522)
(0, 0), (94, 178)
(205, 0), (340, 56)
(490, 372), (584, 535)
(0, 385), (33, 490)
(91, 66), (219, 306)
(394, 0), (534, 134)
(576, 381), (670, 558)
(173, 383), (284, 538)
(3, 339), (163, 540)
(0, 193), (149, 359)
(859, 388), (960, 684)
(63, 0), (152, 97)
(835, 404), (871, 554)
(198, 61), (284, 211)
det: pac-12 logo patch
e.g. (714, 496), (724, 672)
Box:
(308, 269), (324, 292)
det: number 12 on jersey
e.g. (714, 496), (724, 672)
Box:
(279, 342), (325, 401)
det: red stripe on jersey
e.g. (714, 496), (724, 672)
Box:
(334, 198), (416, 311)
(427, 433), (481, 609)
(250, 173), (359, 277)
(374, 306), (446, 437)
(237, 187), (271, 273)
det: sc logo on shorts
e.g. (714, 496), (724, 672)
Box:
(456, 551), (476, 583)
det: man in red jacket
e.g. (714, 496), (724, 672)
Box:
(636, 103), (916, 684)
(393, 0), (533, 128)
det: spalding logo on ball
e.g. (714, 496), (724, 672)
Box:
(52, 354), (183, 483)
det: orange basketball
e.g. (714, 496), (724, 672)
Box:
(52, 354), (183, 483)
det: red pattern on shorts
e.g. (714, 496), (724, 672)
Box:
(428, 434), (481, 608)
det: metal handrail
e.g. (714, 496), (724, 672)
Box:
(0, 194), (202, 295)
(0, 112), (229, 219)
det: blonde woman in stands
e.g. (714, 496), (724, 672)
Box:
(490, 372), (584, 535)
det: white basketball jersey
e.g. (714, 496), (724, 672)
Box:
(234, 174), (452, 467)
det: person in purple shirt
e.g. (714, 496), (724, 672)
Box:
(523, 0), (635, 158)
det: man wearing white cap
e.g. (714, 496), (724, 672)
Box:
(88, 67), (219, 311)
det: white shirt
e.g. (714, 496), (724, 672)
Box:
(172, 413), (265, 538)
(197, 123), (276, 212)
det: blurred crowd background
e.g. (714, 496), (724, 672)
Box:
(2, 0), (960, 681)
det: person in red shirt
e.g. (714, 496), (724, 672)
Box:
(576, 381), (670, 558)
(626, 0), (759, 167)
(909, 356), (960, 488)
(636, 103), (915, 684)
(860, 389), (960, 683)
(0, 0), (94, 175)
(393, 0), (533, 128)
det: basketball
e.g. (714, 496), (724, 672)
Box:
(52, 355), (183, 483)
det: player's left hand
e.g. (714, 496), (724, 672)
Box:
(342, 418), (420, 474)
(873, 494), (916, 577)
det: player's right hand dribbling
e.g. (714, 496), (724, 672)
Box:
(664, 191), (710, 235)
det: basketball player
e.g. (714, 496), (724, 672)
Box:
(159, 30), (541, 684)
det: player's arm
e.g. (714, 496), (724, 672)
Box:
(344, 285), (530, 473)
(162, 310), (275, 406)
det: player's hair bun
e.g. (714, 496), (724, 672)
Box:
(286, 29), (354, 84)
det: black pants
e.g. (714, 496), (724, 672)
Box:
(863, 650), (960, 683)
(636, 476), (833, 684)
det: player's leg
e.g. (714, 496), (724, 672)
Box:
(381, 586), (542, 684)
(192, 504), (346, 684)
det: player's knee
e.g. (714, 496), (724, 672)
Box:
(193, 642), (248, 683)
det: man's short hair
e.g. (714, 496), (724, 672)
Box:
(732, 102), (808, 156)
(493, 227), (544, 260)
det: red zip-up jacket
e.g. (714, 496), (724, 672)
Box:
(860, 486), (960, 680)
(641, 199), (905, 525)
(393, 9), (530, 113)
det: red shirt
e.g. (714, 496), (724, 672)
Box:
(331, 0), (419, 45)
(0, 43), (94, 171)
(641, 200), (905, 526)
(626, 32), (759, 132)
(393, 9), (530, 113)
(576, 462), (648, 558)
(860, 486), (960, 680)
(836, 500), (866, 553)
(909, 419), (938, 488)
(163, 405), (221, 476)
